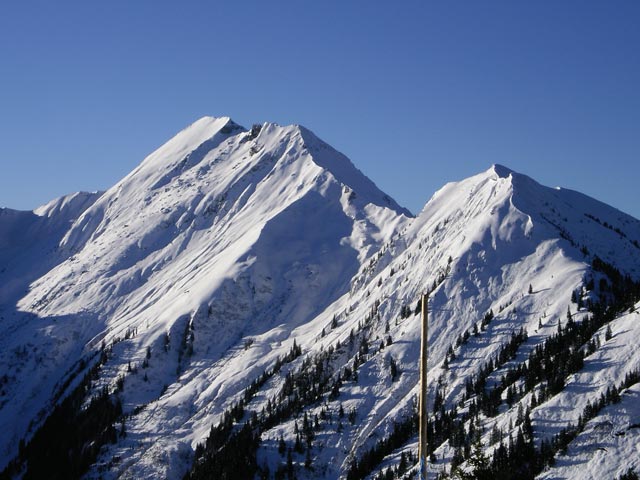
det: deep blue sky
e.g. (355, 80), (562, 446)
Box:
(1, 1), (639, 218)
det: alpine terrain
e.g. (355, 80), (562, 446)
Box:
(1, 117), (639, 480)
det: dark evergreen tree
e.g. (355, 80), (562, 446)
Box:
(619, 469), (639, 480)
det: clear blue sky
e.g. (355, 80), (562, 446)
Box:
(1, 1), (639, 218)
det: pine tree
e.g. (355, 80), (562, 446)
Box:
(398, 452), (408, 474)
(619, 468), (639, 480)
(516, 403), (524, 425)
(467, 434), (491, 480)
(490, 424), (502, 445)
(605, 324), (613, 341)
(390, 356), (399, 381)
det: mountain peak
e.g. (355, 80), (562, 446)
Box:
(183, 115), (245, 137)
(492, 163), (514, 179)
(133, 116), (241, 173)
(192, 114), (229, 124)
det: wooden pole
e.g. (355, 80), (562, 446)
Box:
(418, 293), (428, 480)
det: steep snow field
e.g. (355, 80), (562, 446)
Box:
(281, 164), (640, 479)
(0, 117), (410, 475)
(1, 118), (639, 479)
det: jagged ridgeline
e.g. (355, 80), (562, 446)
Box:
(1, 118), (640, 479)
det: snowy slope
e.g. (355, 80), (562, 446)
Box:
(0, 117), (410, 474)
(231, 164), (640, 480)
(0, 191), (102, 464)
(1, 118), (639, 480)
(536, 300), (640, 480)
(300, 164), (640, 479)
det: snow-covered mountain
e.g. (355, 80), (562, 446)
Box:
(1, 118), (639, 480)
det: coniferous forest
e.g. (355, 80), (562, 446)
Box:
(184, 255), (640, 480)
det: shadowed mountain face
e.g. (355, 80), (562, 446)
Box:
(1, 119), (639, 480)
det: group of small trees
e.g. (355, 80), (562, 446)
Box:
(347, 255), (640, 480)
(1, 341), (124, 480)
(346, 413), (418, 480)
(187, 291), (408, 479)
(437, 257), (640, 479)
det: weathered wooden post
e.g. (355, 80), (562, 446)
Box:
(418, 293), (429, 480)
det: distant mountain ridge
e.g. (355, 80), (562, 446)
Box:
(1, 118), (639, 480)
